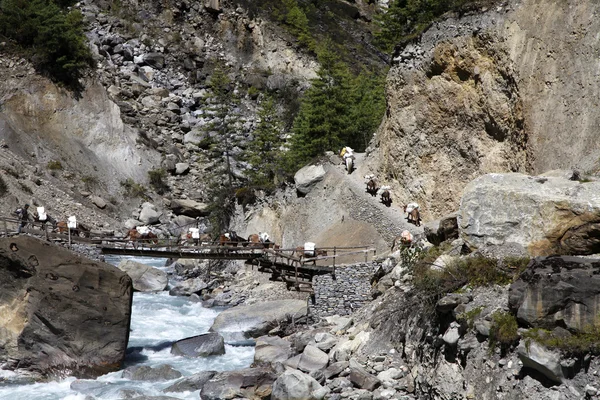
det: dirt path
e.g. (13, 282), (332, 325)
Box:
(325, 152), (424, 248)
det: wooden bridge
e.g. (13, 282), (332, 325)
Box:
(0, 217), (376, 293)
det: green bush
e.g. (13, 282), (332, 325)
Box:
(120, 178), (146, 198)
(81, 175), (98, 191)
(0, 0), (94, 88)
(523, 325), (600, 356)
(148, 168), (168, 195)
(47, 160), (63, 170)
(489, 311), (519, 351)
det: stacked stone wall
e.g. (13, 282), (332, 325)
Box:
(310, 263), (376, 317)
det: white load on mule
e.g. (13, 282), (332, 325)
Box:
(304, 242), (316, 257)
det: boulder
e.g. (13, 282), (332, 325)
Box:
(170, 333), (225, 357)
(210, 300), (307, 341)
(517, 340), (565, 384)
(0, 236), (132, 378)
(168, 277), (208, 296)
(90, 195), (107, 209)
(183, 128), (209, 146)
(424, 212), (459, 246)
(271, 369), (327, 400)
(169, 198), (210, 218)
(205, 0), (221, 13)
(349, 358), (381, 391)
(296, 345), (329, 373)
(142, 52), (165, 69)
(324, 361), (349, 379)
(117, 259), (168, 292)
(122, 364), (182, 381)
(294, 165), (326, 195)
(458, 173), (600, 256)
(139, 205), (161, 225)
(200, 367), (276, 400)
(164, 370), (216, 392)
(175, 163), (189, 175)
(509, 256), (600, 332)
(254, 336), (295, 366)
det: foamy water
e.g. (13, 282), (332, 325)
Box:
(0, 256), (254, 400)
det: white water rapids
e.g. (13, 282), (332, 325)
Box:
(0, 256), (255, 400)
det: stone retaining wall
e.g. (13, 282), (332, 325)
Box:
(310, 263), (376, 317)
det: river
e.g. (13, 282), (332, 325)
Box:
(0, 256), (255, 400)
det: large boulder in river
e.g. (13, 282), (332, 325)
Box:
(210, 300), (307, 341)
(0, 236), (132, 378)
(294, 165), (326, 195)
(171, 333), (225, 357)
(509, 256), (600, 332)
(117, 259), (168, 292)
(458, 173), (600, 256)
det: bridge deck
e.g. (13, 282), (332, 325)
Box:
(0, 216), (375, 293)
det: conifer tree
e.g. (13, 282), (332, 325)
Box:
(288, 41), (355, 168)
(245, 96), (285, 190)
(202, 62), (243, 234)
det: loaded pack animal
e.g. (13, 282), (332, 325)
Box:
(404, 203), (421, 227)
(378, 186), (392, 207)
(294, 243), (327, 265)
(33, 208), (57, 230)
(57, 220), (91, 238)
(219, 231), (245, 247)
(341, 147), (355, 174)
(182, 228), (212, 246)
(391, 230), (414, 252)
(247, 232), (273, 248)
(126, 226), (158, 245)
(364, 174), (379, 196)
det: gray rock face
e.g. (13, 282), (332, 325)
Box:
(117, 259), (168, 292)
(517, 341), (565, 384)
(169, 198), (210, 218)
(509, 256), (600, 332)
(294, 165), (326, 195)
(210, 300), (307, 340)
(164, 370), (216, 392)
(254, 336), (295, 366)
(170, 333), (225, 357)
(200, 367), (276, 400)
(122, 364), (182, 381)
(458, 173), (600, 256)
(271, 369), (326, 400)
(0, 236), (132, 378)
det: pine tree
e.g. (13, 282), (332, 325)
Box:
(245, 96), (285, 190)
(202, 62), (244, 234)
(287, 41), (355, 168)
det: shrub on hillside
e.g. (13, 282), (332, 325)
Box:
(120, 178), (146, 198)
(489, 311), (519, 353)
(148, 168), (168, 195)
(47, 160), (63, 170)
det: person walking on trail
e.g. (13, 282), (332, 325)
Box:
(16, 203), (30, 234)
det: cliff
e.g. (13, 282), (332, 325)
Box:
(375, 0), (600, 219)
